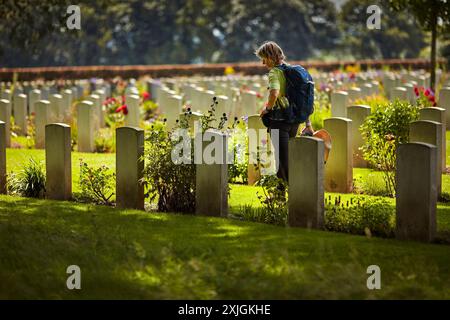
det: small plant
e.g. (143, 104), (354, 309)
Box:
(73, 159), (115, 205)
(255, 175), (288, 226)
(324, 195), (395, 238)
(7, 157), (46, 198)
(360, 99), (419, 196)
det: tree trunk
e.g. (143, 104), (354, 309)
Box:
(430, 8), (438, 91)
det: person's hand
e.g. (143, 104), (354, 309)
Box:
(260, 106), (271, 117)
(301, 125), (314, 136)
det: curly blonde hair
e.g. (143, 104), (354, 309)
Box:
(255, 41), (286, 63)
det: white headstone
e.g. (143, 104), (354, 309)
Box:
(13, 94), (27, 135)
(77, 101), (95, 152)
(288, 136), (324, 229)
(324, 117), (352, 193)
(396, 142), (437, 242)
(116, 126), (145, 210)
(124, 94), (140, 128)
(331, 91), (348, 118)
(35, 100), (51, 149)
(45, 123), (72, 200)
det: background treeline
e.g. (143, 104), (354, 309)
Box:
(0, 0), (448, 67)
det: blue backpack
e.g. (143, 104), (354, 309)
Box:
(275, 64), (315, 124)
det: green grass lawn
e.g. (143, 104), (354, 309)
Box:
(1, 194), (450, 299)
(2, 132), (450, 299)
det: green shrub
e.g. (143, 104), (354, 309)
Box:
(73, 159), (115, 205)
(7, 157), (46, 198)
(142, 120), (196, 213)
(228, 119), (248, 184)
(255, 175), (288, 226)
(360, 99), (419, 196)
(324, 196), (395, 238)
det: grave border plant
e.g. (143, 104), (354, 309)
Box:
(360, 99), (420, 196)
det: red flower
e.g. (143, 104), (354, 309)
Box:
(429, 96), (435, 103)
(142, 91), (150, 100)
(424, 89), (430, 97)
(115, 104), (127, 113)
(414, 86), (419, 97)
(433, 102), (437, 107)
(123, 106), (129, 115)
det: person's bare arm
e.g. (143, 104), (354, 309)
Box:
(260, 89), (279, 116)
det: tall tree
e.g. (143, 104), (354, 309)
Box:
(339, 0), (427, 60)
(387, 0), (450, 90)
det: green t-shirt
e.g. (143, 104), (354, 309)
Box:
(268, 66), (289, 109)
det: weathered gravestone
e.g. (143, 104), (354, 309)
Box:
(288, 136), (324, 229)
(116, 126), (145, 210)
(195, 130), (228, 217)
(28, 89), (41, 115)
(35, 100), (50, 149)
(125, 94), (140, 128)
(324, 117), (352, 193)
(347, 87), (362, 104)
(1, 89), (11, 101)
(391, 87), (407, 101)
(49, 94), (63, 122)
(87, 94), (102, 129)
(0, 121), (6, 194)
(165, 95), (182, 131)
(419, 107), (446, 171)
(77, 100), (95, 152)
(409, 120), (442, 197)
(396, 142), (437, 242)
(331, 91), (348, 118)
(347, 105), (371, 168)
(0, 99), (11, 147)
(13, 94), (27, 135)
(438, 87), (450, 127)
(45, 123), (72, 200)
(62, 89), (73, 121)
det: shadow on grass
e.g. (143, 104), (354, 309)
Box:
(1, 196), (450, 299)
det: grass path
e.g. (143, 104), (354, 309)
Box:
(1, 194), (450, 299)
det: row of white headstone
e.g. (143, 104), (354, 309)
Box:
(0, 119), (440, 243)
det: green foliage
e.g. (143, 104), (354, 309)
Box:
(7, 157), (46, 198)
(254, 175), (288, 226)
(360, 99), (419, 196)
(228, 118), (248, 184)
(142, 113), (196, 213)
(324, 195), (395, 238)
(340, 0), (427, 59)
(73, 159), (115, 206)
